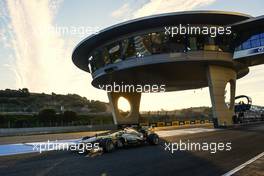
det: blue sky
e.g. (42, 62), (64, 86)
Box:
(0, 0), (264, 111)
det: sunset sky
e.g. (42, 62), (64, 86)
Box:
(0, 0), (264, 111)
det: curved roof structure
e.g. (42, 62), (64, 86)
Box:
(72, 11), (252, 72)
(71, 10), (264, 92)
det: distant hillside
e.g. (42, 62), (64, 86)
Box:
(0, 88), (109, 114)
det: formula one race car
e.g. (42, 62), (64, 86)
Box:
(71, 127), (159, 154)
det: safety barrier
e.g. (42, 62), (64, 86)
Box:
(139, 119), (212, 127)
(157, 122), (165, 127)
(172, 121), (179, 126)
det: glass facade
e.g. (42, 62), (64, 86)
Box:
(89, 30), (234, 72)
(235, 32), (264, 51)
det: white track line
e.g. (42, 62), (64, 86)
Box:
(222, 151), (264, 176)
(0, 139), (80, 156)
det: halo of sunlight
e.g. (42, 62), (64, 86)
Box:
(117, 97), (131, 112)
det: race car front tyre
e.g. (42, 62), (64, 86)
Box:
(116, 138), (125, 148)
(147, 134), (159, 145)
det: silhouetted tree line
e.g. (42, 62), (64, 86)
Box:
(0, 109), (113, 128)
(0, 88), (107, 113)
(38, 109), (77, 122)
(0, 88), (30, 97)
(88, 100), (107, 112)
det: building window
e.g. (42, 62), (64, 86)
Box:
(250, 34), (260, 40)
(102, 47), (111, 65)
(204, 37), (218, 51)
(217, 36), (231, 52)
(165, 35), (186, 53)
(188, 37), (197, 51)
(251, 39), (261, 48)
(261, 38), (264, 46)
(91, 49), (105, 72)
(242, 41), (251, 50)
(121, 38), (136, 59)
(151, 32), (164, 54)
(237, 33), (264, 51)
(134, 34), (151, 57)
(107, 42), (121, 63)
(196, 36), (205, 50)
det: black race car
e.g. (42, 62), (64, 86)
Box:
(71, 127), (159, 154)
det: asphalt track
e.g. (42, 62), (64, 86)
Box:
(0, 123), (263, 176)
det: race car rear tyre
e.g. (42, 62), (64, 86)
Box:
(101, 139), (115, 153)
(116, 138), (125, 148)
(147, 134), (159, 145)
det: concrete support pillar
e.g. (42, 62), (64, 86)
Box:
(107, 92), (141, 125)
(207, 65), (236, 127)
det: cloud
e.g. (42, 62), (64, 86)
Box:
(2, 0), (95, 97)
(111, 3), (131, 19)
(49, 0), (64, 15)
(5, 0), (61, 91)
(112, 0), (216, 20)
(0, 29), (4, 42)
(111, 0), (148, 20)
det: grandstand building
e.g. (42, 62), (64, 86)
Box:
(72, 11), (264, 127)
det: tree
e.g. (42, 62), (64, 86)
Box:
(63, 111), (77, 122)
(88, 101), (106, 112)
(38, 109), (56, 122)
(21, 88), (30, 96)
(0, 115), (6, 124)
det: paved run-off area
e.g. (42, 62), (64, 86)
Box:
(0, 124), (263, 176)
